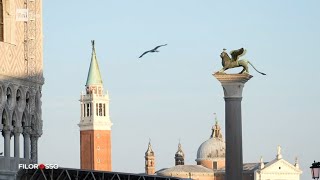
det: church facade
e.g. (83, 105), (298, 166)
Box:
(0, 0), (44, 179)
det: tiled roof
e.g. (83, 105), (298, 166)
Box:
(157, 165), (214, 175)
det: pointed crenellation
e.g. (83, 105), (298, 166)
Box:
(175, 141), (185, 166)
(276, 145), (282, 160)
(145, 140), (155, 175)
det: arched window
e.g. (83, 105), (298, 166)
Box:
(2, 109), (7, 125)
(0, 0), (3, 41)
(6, 87), (12, 106)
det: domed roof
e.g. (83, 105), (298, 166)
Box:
(196, 120), (225, 161)
(157, 165), (214, 176)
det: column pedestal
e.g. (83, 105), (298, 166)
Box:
(213, 73), (252, 180)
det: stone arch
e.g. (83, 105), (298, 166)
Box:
(21, 111), (27, 128)
(1, 108), (8, 126)
(6, 86), (13, 107)
(16, 88), (22, 108)
(12, 111), (17, 127)
(25, 91), (30, 111)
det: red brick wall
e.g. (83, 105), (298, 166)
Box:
(80, 130), (112, 171)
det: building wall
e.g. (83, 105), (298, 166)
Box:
(80, 130), (112, 171)
(0, 1), (43, 179)
(0, 0), (43, 82)
(214, 173), (253, 180)
(197, 159), (225, 170)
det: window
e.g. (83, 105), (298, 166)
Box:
(0, 0), (3, 41)
(99, 103), (102, 116)
(83, 104), (86, 117)
(96, 103), (98, 116)
(86, 103), (90, 117)
(90, 103), (92, 116)
(213, 162), (217, 170)
(103, 104), (106, 116)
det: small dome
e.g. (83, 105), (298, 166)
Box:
(196, 120), (225, 161)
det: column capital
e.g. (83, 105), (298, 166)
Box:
(213, 73), (252, 98)
(22, 127), (32, 135)
(13, 126), (23, 134)
(2, 125), (13, 133)
(30, 134), (40, 139)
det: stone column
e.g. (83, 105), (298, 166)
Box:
(214, 73), (252, 180)
(3, 126), (11, 157)
(13, 127), (23, 158)
(23, 128), (31, 159)
(30, 134), (39, 163)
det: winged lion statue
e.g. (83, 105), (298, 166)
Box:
(217, 48), (266, 75)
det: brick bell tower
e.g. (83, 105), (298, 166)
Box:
(145, 141), (155, 175)
(78, 40), (113, 171)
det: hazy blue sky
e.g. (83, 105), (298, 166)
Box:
(39, 1), (319, 180)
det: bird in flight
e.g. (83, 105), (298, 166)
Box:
(139, 44), (167, 58)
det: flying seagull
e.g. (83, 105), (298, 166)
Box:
(139, 44), (167, 58)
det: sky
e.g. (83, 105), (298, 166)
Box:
(38, 1), (320, 180)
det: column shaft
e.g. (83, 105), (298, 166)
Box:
(30, 135), (38, 163)
(14, 133), (20, 158)
(225, 97), (243, 180)
(23, 133), (30, 159)
(4, 131), (11, 157)
(214, 73), (252, 180)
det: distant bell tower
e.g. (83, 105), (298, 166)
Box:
(145, 141), (155, 175)
(79, 40), (113, 171)
(175, 142), (185, 166)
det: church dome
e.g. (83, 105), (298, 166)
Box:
(196, 120), (225, 161)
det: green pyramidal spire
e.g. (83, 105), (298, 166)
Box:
(86, 40), (103, 86)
